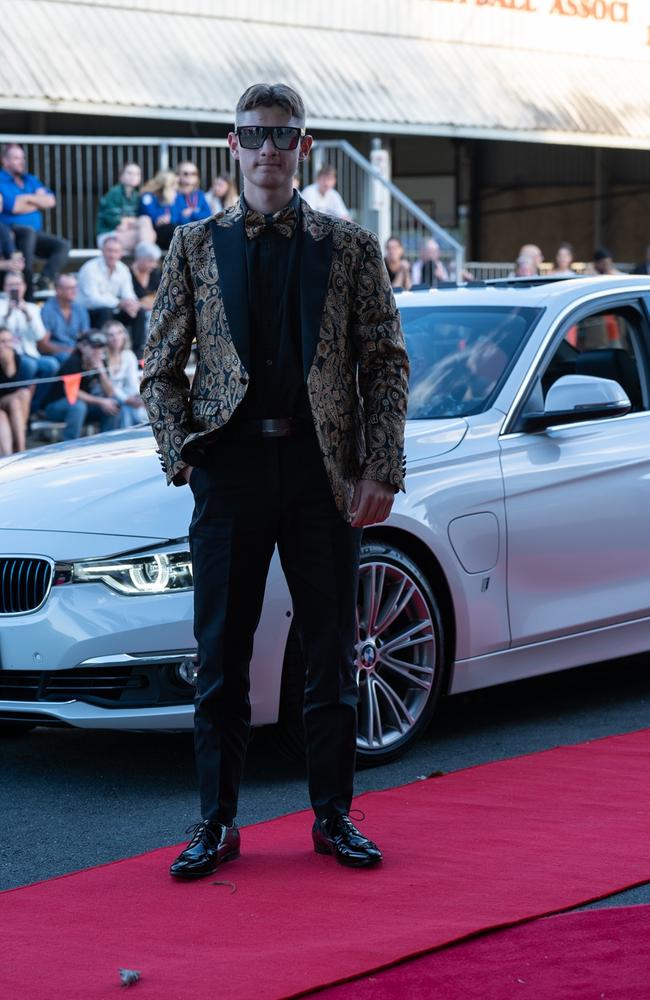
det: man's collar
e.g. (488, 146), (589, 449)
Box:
(241, 188), (300, 221)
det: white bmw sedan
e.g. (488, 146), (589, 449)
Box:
(2, 276), (650, 765)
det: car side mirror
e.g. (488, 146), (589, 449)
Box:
(520, 374), (631, 432)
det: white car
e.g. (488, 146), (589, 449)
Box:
(2, 275), (650, 765)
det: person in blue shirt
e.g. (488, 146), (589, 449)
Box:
(0, 144), (71, 299)
(138, 170), (181, 251)
(40, 274), (90, 356)
(174, 160), (212, 225)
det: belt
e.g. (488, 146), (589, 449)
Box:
(222, 417), (313, 439)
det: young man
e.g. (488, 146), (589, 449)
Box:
(300, 163), (351, 220)
(141, 83), (409, 877)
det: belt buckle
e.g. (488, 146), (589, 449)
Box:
(260, 418), (292, 437)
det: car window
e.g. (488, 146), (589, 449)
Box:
(541, 307), (648, 413)
(399, 306), (541, 419)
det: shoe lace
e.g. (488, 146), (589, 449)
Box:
(185, 821), (221, 849)
(332, 814), (361, 838)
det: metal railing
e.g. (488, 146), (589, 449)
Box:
(310, 140), (464, 278)
(0, 134), (464, 274)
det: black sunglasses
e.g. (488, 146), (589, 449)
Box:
(235, 126), (306, 151)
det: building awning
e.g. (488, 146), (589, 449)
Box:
(3, 0), (650, 149)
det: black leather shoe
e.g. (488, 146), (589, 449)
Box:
(312, 815), (383, 868)
(170, 820), (240, 879)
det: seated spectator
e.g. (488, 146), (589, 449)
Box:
(632, 245), (650, 275)
(509, 254), (536, 278)
(41, 274), (90, 357)
(103, 320), (147, 428)
(42, 330), (120, 440)
(205, 172), (239, 214)
(138, 170), (180, 250)
(1, 271), (60, 410)
(0, 325), (30, 455)
(517, 243), (544, 275)
(0, 220), (25, 278)
(129, 242), (161, 357)
(384, 236), (411, 290)
(0, 143), (70, 298)
(301, 165), (351, 220)
(96, 162), (155, 253)
(587, 246), (623, 276)
(174, 161), (211, 224)
(76, 235), (145, 350)
(411, 238), (449, 286)
(550, 242), (576, 277)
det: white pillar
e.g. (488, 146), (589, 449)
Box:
(370, 138), (391, 252)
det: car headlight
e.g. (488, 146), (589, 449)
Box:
(69, 546), (193, 596)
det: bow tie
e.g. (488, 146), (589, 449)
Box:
(245, 204), (298, 240)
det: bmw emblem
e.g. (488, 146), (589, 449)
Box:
(361, 643), (377, 668)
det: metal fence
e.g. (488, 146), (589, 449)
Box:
(0, 134), (464, 275)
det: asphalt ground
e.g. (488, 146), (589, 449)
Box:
(2, 652), (650, 909)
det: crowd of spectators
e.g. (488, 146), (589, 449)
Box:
(2, 137), (650, 458)
(0, 143), (239, 456)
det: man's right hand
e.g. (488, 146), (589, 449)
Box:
(181, 465), (194, 484)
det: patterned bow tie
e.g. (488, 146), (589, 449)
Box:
(245, 203), (298, 240)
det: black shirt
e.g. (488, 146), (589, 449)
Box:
(236, 190), (309, 421)
(131, 267), (162, 300)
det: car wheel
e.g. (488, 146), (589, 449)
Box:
(275, 540), (446, 767)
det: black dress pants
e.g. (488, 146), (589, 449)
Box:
(11, 225), (71, 299)
(188, 430), (362, 825)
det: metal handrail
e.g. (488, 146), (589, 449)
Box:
(320, 140), (462, 247)
(316, 139), (464, 277)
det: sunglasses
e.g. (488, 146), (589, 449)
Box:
(235, 126), (306, 151)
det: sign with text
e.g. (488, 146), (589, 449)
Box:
(431, 0), (650, 55)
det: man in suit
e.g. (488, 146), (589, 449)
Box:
(140, 83), (409, 877)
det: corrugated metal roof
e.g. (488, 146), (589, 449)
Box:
(2, 1), (650, 148)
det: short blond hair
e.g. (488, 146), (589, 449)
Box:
(235, 84), (305, 126)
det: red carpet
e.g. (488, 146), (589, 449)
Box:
(322, 904), (650, 999)
(4, 729), (650, 999)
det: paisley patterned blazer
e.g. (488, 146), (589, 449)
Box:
(140, 198), (409, 521)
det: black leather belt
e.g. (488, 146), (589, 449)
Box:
(224, 417), (313, 439)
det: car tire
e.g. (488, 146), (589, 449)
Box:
(275, 540), (447, 767)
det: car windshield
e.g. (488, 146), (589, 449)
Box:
(400, 305), (542, 419)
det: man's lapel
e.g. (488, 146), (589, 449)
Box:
(299, 202), (334, 380)
(210, 203), (250, 373)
